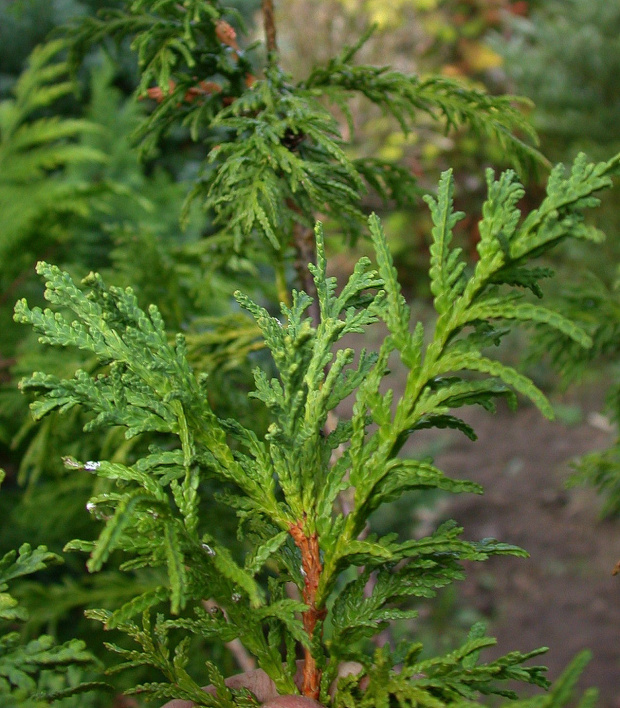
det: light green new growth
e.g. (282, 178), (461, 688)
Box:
(14, 151), (618, 706)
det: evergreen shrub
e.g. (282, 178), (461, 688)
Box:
(6, 1), (620, 705)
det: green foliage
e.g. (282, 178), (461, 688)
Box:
(3, 2), (618, 706)
(0, 0), (102, 93)
(0, 40), (271, 698)
(197, 59), (542, 249)
(61, 3), (546, 252)
(66, 1), (248, 96)
(0, 48), (263, 472)
(333, 644), (597, 708)
(0, 470), (106, 706)
(493, 0), (620, 523)
(302, 34), (543, 172)
(521, 159), (620, 520)
(86, 610), (253, 706)
(14, 147), (618, 704)
(0, 39), (106, 291)
(569, 442), (620, 519)
(494, 0), (620, 152)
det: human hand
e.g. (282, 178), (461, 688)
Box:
(160, 664), (319, 708)
(160, 661), (364, 708)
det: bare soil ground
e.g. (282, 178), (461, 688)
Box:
(334, 315), (619, 706)
(430, 393), (620, 707)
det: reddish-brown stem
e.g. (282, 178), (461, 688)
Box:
(289, 519), (326, 700)
(262, 0), (278, 55)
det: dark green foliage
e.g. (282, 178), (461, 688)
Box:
(66, 1), (249, 96)
(195, 63), (541, 249)
(60, 2), (546, 252)
(0, 40), (266, 483)
(0, 40), (270, 694)
(0, 39), (106, 296)
(0, 0), (109, 94)
(14, 149), (618, 704)
(0, 470), (106, 706)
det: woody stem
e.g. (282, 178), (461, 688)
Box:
(289, 520), (325, 701)
(261, 0), (278, 55)
(286, 200), (320, 326)
(293, 221), (320, 326)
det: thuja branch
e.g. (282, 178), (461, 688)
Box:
(289, 518), (326, 700)
(14, 154), (619, 707)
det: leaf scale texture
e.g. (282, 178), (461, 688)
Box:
(15, 152), (618, 705)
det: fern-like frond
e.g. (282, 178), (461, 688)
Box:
(0, 40), (105, 280)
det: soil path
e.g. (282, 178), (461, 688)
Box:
(432, 398), (620, 707)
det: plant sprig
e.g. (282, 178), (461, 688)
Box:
(14, 150), (618, 704)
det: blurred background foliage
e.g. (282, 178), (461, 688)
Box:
(493, 0), (620, 517)
(0, 0), (618, 703)
(274, 0), (539, 293)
